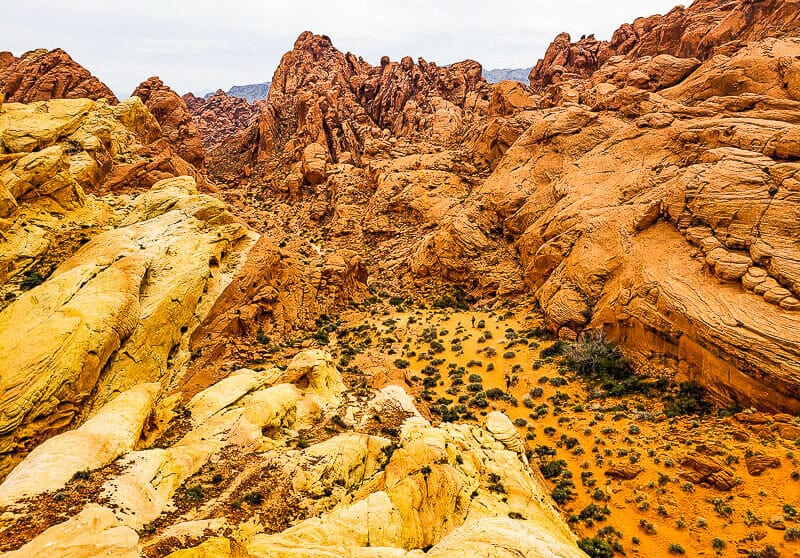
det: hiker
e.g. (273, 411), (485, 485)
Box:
(471, 316), (476, 327)
(504, 373), (511, 390)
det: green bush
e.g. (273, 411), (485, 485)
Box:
(663, 381), (712, 416)
(244, 491), (264, 505)
(541, 340), (568, 358)
(539, 459), (568, 479)
(578, 537), (614, 558)
(20, 270), (46, 291)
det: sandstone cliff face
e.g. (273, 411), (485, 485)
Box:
(0, 48), (118, 103)
(133, 77), (206, 169)
(0, 97), (244, 476)
(530, 0), (800, 91)
(412, 33), (800, 412)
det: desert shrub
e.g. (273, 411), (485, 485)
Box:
(541, 340), (568, 358)
(565, 331), (630, 380)
(564, 331), (660, 396)
(663, 381), (712, 416)
(185, 484), (204, 501)
(668, 543), (685, 555)
(20, 270), (46, 290)
(578, 503), (611, 523)
(393, 358), (410, 369)
(485, 387), (506, 400)
(785, 527), (800, 542)
(552, 485), (575, 504)
(577, 537), (614, 558)
(747, 546), (780, 558)
(540, 459), (568, 479)
(244, 491), (264, 505)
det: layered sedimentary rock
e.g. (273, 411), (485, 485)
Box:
(0, 48), (117, 103)
(133, 77), (206, 168)
(0, 97), (250, 476)
(0, 352), (583, 558)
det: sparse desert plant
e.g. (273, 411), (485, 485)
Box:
(577, 537), (614, 558)
(540, 340), (568, 358)
(185, 484), (204, 501)
(20, 270), (46, 291)
(663, 381), (712, 416)
(244, 490), (264, 505)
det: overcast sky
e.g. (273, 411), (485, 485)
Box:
(1, 0), (688, 97)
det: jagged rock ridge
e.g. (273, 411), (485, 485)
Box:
(0, 48), (117, 103)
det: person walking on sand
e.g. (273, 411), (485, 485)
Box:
(471, 316), (476, 327)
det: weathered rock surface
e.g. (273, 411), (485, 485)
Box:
(250, 31), (489, 169)
(409, 37), (800, 412)
(680, 453), (737, 491)
(0, 353), (583, 558)
(0, 96), (252, 476)
(530, 0), (800, 91)
(180, 13), (800, 414)
(0, 48), (118, 103)
(133, 77), (206, 168)
(183, 90), (263, 152)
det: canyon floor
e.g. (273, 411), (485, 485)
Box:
(246, 300), (800, 557)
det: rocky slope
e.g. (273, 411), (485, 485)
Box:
(0, 48), (117, 103)
(0, 350), (584, 557)
(183, 90), (263, 152)
(227, 31), (491, 175)
(530, 0), (800, 91)
(132, 77), (206, 169)
(3, 0), (800, 555)
(0, 97), (244, 477)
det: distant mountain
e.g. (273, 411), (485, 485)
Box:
(482, 67), (532, 84)
(202, 82), (270, 103)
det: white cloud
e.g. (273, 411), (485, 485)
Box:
(1, 0), (688, 97)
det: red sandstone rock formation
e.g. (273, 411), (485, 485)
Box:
(530, 0), (800, 90)
(0, 48), (117, 103)
(255, 32), (491, 166)
(183, 90), (263, 151)
(132, 77), (206, 169)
